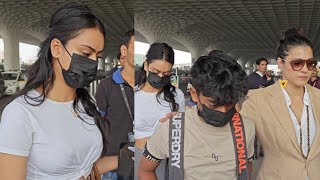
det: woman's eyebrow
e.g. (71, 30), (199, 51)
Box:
(151, 67), (171, 73)
(80, 44), (104, 53)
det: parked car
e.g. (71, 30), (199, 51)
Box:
(1, 72), (27, 95)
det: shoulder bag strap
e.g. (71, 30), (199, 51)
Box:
(230, 112), (249, 180)
(119, 83), (134, 122)
(168, 112), (185, 180)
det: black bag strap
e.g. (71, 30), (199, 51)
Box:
(168, 111), (248, 180)
(119, 79), (135, 143)
(119, 83), (134, 122)
(168, 112), (185, 180)
(230, 112), (249, 180)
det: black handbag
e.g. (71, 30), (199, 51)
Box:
(117, 142), (134, 180)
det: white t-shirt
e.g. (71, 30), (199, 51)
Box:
(146, 106), (255, 180)
(135, 88), (185, 139)
(281, 87), (316, 156)
(0, 90), (103, 180)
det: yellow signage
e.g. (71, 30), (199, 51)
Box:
(279, 80), (288, 88)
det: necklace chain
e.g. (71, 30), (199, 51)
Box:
(299, 105), (310, 159)
(63, 104), (79, 118)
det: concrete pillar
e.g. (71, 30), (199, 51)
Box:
(250, 59), (257, 72)
(3, 33), (19, 71)
(114, 58), (119, 68)
(143, 34), (157, 44)
(103, 57), (112, 72)
(191, 56), (197, 64)
(253, 65), (257, 72)
(237, 59), (246, 69)
(98, 58), (106, 71)
(269, 58), (277, 65)
(245, 61), (254, 75)
(190, 49), (201, 65)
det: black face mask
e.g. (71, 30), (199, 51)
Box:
(197, 100), (236, 127)
(58, 51), (98, 88)
(147, 71), (171, 89)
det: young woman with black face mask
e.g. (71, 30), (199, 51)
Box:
(134, 43), (185, 180)
(0, 3), (116, 180)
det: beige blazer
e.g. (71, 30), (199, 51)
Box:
(240, 81), (320, 180)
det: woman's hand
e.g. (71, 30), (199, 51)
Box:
(159, 112), (178, 122)
(95, 156), (118, 175)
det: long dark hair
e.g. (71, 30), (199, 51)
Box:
(135, 43), (179, 111)
(15, 3), (108, 156)
(277, 27), (313, 59)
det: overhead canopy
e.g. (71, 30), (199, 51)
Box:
(0, 0), (134, 60)
(135, 0), (320, 64)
